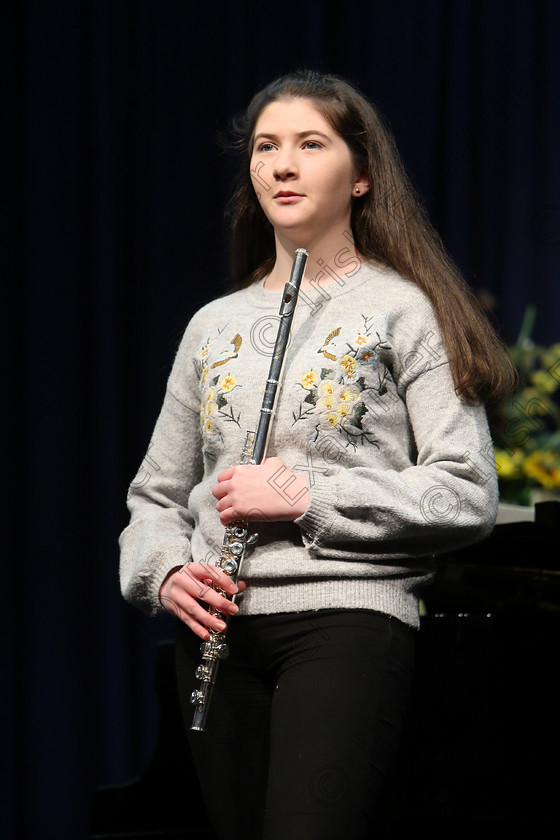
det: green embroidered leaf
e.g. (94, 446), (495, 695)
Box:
(216, 393), (227, 409)
(321, 368), (336, 380)
(209, 375), (220, 387)
(350, 402), (368, 429)
(304, 391), (317, 405)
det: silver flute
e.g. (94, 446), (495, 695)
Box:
(190, 247), (308, 732)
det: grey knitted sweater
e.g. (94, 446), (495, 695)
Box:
(119, 261), (498, 628)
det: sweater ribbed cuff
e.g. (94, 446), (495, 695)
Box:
(294, 473), (337, 547)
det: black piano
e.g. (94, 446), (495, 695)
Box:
(92, 502), (560, 837)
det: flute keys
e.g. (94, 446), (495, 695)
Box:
(229, 541), (244, 556)
(190, 690), (205, 706)
(222, 557), (238, 574)
(200, 639), (230, 659)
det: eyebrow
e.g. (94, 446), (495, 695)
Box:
(253, 130), (331, 146)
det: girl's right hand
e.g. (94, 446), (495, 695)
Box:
(158, 562), (246, 640)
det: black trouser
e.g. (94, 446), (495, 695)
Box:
(175, 608), (415, 840)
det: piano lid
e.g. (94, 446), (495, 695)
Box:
(495, 502), (535, 524)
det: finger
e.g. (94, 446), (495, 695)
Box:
(166, 591), (229, 637)
(200, 573), (246, 599)
(215, 494), (235, 513)
(184, 609), (227, 640)
(199, 574), (246, 602)
(181, 562), (239, 597)
(216, 466), (235, 482)
(218, 506), (239, 526)
(197, 583), (240, 616)
(211, 480), (230, 500)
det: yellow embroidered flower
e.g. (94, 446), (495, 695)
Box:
(206, 399), (217, 415)
(339, 354), (357, 378)
(339, 387), (358, 403)
(355, 335), (367, 345)
(320, 394), (335, 410)
(337, 402), (352, 417)
(325, 412), (340, 427)
(220, 374), (237, 392)
(320, 380), (335, 396)
(301, 370), (318, 389)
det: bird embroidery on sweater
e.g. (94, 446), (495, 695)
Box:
(210, 333), (243, 369)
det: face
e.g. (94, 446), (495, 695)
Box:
(250, 98), (368, 243)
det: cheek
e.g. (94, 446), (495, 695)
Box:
(249, 158), (270, 201)
(320, 169), (354, 211)
(320, 161), (354, 194)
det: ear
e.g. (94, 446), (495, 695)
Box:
(352, 169), (370, 197)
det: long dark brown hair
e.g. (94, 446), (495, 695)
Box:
(226, 69), (514, 407)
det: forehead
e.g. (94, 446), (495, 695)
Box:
(253, 97), (333, 135)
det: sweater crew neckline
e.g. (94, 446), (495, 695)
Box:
(243, 260), (390, 309)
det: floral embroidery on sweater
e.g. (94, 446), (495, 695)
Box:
(195, 330), (244, 440)
(293, 316), (393, 449)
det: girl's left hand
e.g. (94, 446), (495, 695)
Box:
(212, 457), (310, 525)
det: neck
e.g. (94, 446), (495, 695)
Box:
(264, 229), (364, 291)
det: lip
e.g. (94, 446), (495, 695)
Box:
(274, 191), (304, 204)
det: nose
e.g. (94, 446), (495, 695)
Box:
(273, 146), (298, 180)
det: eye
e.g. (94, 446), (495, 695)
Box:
(256, 141), (276, 152)
(303, 140), (322, 150)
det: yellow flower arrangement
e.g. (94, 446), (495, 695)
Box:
(292, 323), (381, 449)
(494, 448), (524, 480)
(200, 372), (242, 432)
(522, 450), (560, 490)
(492, 307), (560, 504)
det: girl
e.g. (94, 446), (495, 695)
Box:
(119, 70), (513, 839)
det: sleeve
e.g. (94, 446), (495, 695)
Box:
(118, 328), (204, 617)
(294, 359), (499, 561)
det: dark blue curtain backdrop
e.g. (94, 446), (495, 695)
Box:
(4, 1), (559, 837)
